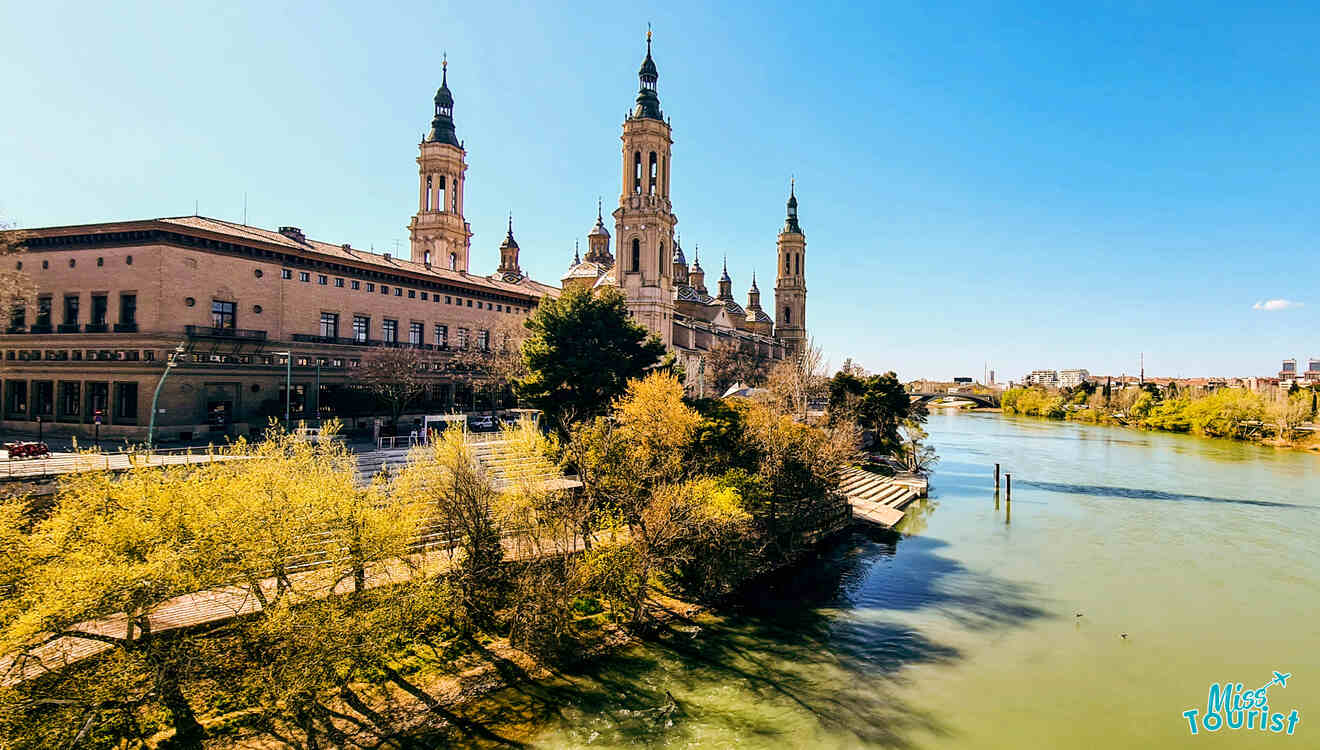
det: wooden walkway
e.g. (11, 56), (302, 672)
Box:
(838, 467), (927, 529)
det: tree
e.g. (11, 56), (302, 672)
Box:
(763, 338), (828, 420)
(359, 346), (426, 427)
(1267, 392), (1313, 443)
(703, 339), (769, 397)
(517, 286), (665, 430)
(0, 224), (35, 321)
(828, 369), (922, 455)
(447, 320), (528, 413)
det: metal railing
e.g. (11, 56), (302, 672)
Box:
(183, 325), (267, 340)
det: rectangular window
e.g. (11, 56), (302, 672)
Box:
(380, 285), (389, 295)
(350, 280), (360, 290)
(114, 382), (139, 425)
(394, 287), (402, 297)
(466, 299), (472, 307)
(33, 381), (54, 417)
(318, 275), (328, 285)
(366, 282), (375, 292)
(477, 329), (490, 351)
(408, 289), (416, 299)
(9, 303), (25, 330)
(35, 296), (51, 328)
(420, 292), (428, 300)
(334, 277), (344, 288)
(409, 321), (423, 345)
(90, 294), (108, 326)
(58, 381), (80, 420)
(456, 327), (469, 349)
(352, 315), (369, 343)
(211, 300), (236, 329)
(320, 312), (339, 339)
(63, 295), (79, 325)
(281, 268), (292, 280)
(382, 319), (398, 344)
(445, 296), (452, 304)
(299, 272), (310, 282)
(5, 381), (27, 418)
(434, 324), (448, 347)
(118, 294), (137, 326)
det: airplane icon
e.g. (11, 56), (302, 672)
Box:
(1269, 671), (1291, 689)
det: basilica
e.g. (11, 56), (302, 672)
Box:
(411, 33), (808, 390)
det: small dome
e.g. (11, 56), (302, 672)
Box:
(501, 216), (518, 249)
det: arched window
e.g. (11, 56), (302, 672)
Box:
(662, 156), (668, 196)
(449, 252), (457, 270)
(631, 238), (641, 272)
(784, 253), (790, 273)
(633, 152), (643, 194)
(451, 178), (458, 212)
(438, 176), (447, 213)
(659, 242), (665, 273)
(648, 152), (657, 195)
(784, 306), (791, 324)
(425, 175), (433, 212)
(795, 253), (800, 276)
(424, 250), (431, 265)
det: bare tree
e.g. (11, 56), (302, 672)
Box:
(0, 224), (35, 325)
(448, 321), (528, 413)
(704, 339), (770, 397)
(359, 346), (427, 427)
(763, 338), (828, 420)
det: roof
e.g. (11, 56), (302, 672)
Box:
(562, 260), (607, 281)
(33, 215), (560, 300)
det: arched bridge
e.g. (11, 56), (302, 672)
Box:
(909, 391), (1000, 408)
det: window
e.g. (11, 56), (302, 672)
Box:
(465, 299), (472, 307)
(299, 272), (310, 282)
(35, 296), (51, 328)
(448, 252), (457, 270)
(5, 380), (26, 417)
(114, 383), (138, 425)
(320, 312), (339, 338)
(282, 268), (293, 279)
(58, 381), (80, 419)
(421, 292), (428, 301)
(211, 300), (236, 330)
(424, 250), (431, 265)
(366, 282), (375, 292)
(633, 151), (642, 193)
(119, 294), (136, 326)
(62, 295), (79, 325)
(394, 287), (402, 297)
(659, 242), (664, 272)
(317, 275), (328, 285)
(97, 257), (104, 267)
(90, 295), (107, 326)
(126, 255), (133, 265)
(784, 306), (791, 325)
(795, 253), (800, 276)
(350, 280), (360, 290)
(477, 329), (490, 351)
(9, 303), (25, 330)
(32, 381), (53, 417)
(445, 295), (452, 304)
(409, 322), (423, 345)
(434, 324), (448, 348)
(649, 151), (657, 194)
(380, 285), (389, 295)
(456, 327), (469, 349)
(352, 315), (369, 343)
(631, 239), (640, 272)
(382, 319), (398, 343)
(408, 289), (416, 299)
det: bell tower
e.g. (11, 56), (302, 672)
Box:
(774, 180), (807, 354)
(613, 29), (677, 347)
(409, 57), (473, 271)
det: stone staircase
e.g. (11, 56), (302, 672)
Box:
(470, 440), (582, 492)
(837, 466), (925, 529)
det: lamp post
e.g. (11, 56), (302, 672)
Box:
(314, 358), (321, 427)
(272, 351), (292, 426)
(148, 343), (187, 450)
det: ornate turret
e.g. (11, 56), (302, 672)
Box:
(716, 256), (733, 301)
(747, 272), (762, 311)
(689, 245), (707, 295)
(633, 28), (663, 121)
(498, 215), (521, 279)
(785, 178), (802, 234)
(427, 57), (460, 147)
(672, 234), (689, 285)
(585, 198), (612, 265)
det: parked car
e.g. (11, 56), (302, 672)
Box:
(468, 415), (496, 431)
(4, 441), (51, 459)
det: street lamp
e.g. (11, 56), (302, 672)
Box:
(147, 343), (187, 450)
(272, 351), (292, 425)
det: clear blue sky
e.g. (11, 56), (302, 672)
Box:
(2, 0), (1316, 381)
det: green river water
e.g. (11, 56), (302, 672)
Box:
(450, 412), (1319, 748)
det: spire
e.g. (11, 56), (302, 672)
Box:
(574, 240), (580, 265)
(427, 55), (460, 146)
(750, 270), (759, 292)
(717, 255), (733, 301)
(784, 178), (802, 234)
(632, 26), (663, 121)
(498, 214), (520, 277)
(501, 214), (518, 249)
(692, 243), (702, 270)
(720, 254), (730, 283)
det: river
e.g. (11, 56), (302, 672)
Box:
(448, 412), (1319, 748)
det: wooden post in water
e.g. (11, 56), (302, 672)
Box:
(1006, 474), (1012, 500)
(994, 463), (1000, 491)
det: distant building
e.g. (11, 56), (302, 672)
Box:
(1309, 358), (1320, 374)
(1024, 370), (1059, 387)
(1059, 369), (1091, 388)
(988, 369), (995, 385)
(1280, 358), (1297, 378)
(952, 377), (974, 384)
